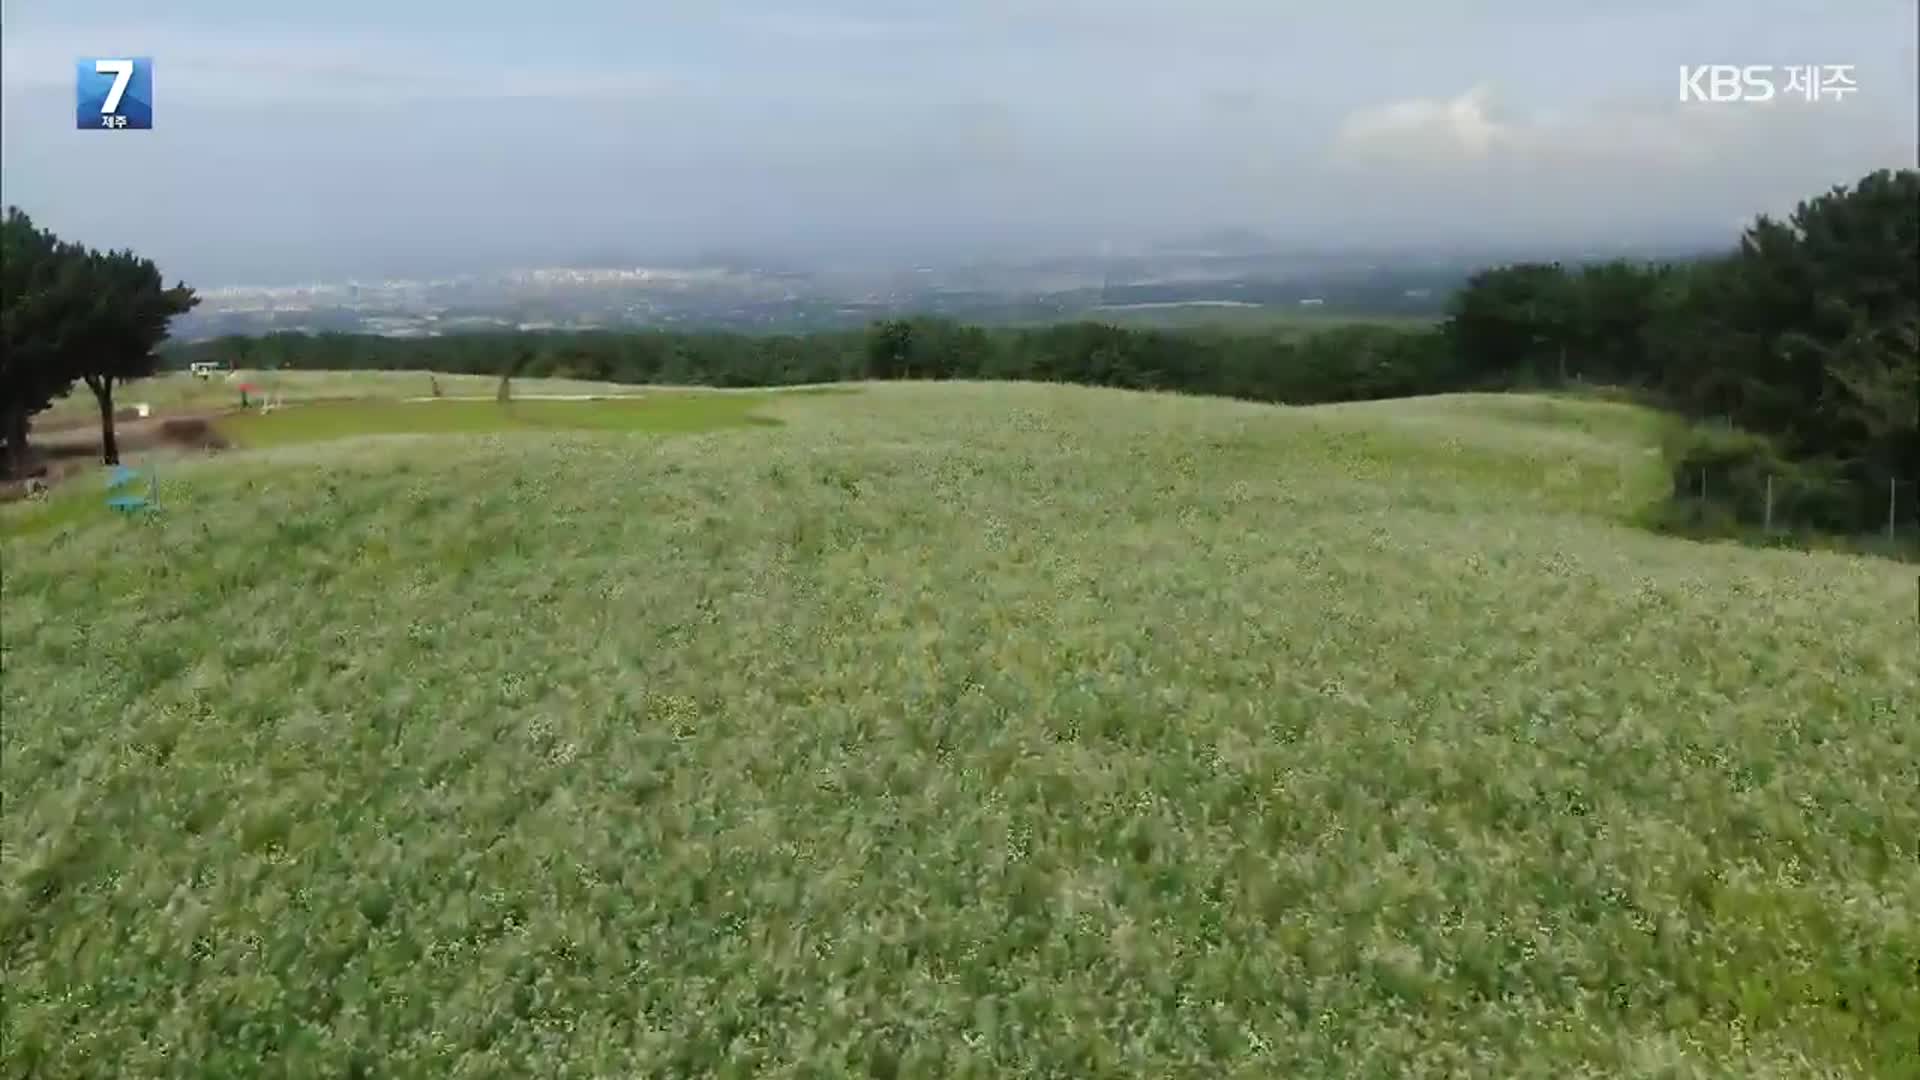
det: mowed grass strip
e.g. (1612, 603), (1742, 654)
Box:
(31, 370), (655, 427)
(2, 383), (1915, 1077)
(214, 393), (784, 449)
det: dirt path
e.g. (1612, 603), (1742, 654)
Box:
(3, 413), (232, 502)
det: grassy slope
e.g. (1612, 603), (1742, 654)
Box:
(3, 383), (1915, 1077)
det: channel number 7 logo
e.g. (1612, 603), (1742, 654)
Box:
(76, 57), (152, 129)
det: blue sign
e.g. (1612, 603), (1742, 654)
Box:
(76, 57), (152, 130)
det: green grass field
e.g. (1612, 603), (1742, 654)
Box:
(3, 382), (1915, 1077)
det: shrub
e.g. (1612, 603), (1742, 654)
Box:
(1662, 422), (1863, 534)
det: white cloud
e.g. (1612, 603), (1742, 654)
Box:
(1331, 84), (1894, 177)
(1333, 85), (1508, 166)
(1313, 82), (1913, 248)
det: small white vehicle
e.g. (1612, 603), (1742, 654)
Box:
(188, 361), (227, 379)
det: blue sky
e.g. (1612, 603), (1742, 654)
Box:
(2, 0), (1914, 284)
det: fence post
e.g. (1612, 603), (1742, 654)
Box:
(1764, 474), (1774, 533)
(1891, 477), (1898, 541)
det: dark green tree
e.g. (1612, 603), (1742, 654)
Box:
(4, 210), (198, 469)
(498, 346), (534, 404)
(1567, 260), (1668, 384)
(866, 320), (914, 379)
(1443, 263), (1577, 385)
(65, 247), (200, 464)
(0, 208), (80, 475)
(1648, 168), (1919, 535)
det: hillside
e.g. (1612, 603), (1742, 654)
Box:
(3, 383), (1915, 1076)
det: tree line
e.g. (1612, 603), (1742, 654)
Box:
(7, 168), (1913, 540)
(174, 317), (1460, 405)
(1446, 168), (1916, 537)
(2, 208), (199, 471)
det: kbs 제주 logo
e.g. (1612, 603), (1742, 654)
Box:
(76, 57), (153, 130)
(1677, 64), (1858, 104)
